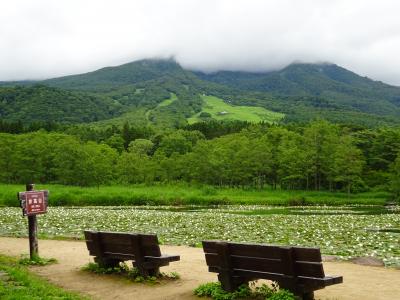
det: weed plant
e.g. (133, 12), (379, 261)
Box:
(193, 282), (295, 300)
(18, 255), (57, 266)
(81, 262), (180, 283)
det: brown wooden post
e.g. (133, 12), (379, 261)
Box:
(130, 234), (150, 277)
(216, 242), (237, 292)
(26, 183), (38, 259)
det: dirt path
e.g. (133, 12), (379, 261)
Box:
(0, 237), (399, 300)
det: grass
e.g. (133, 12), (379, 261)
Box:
(156, 93), (177, 107)
(0, 183), (390, 207)
(18, 255), (57, 266)
(187, 95), (284, 124)
(0, 254), (86, 299)
(145, 92), (178, 121)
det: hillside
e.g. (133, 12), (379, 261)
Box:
(2, 59), (400, 127)
(196, 63), (400, 119)
(0, 85), (122, 123)
(187, 95), (284, 124)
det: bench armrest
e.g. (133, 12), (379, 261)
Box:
(298, 275), (343, 288)
(145, 255), (180, 263)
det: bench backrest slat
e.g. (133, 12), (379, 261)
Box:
(293, 247), (322, 262)
(203, 241), (281, 259)
(293, 247), (324, 278)
(295, 261), (325, 278)
(84, 231), (162, 258)
(208, 254), (284, 273)
(203, 240), (325, 279)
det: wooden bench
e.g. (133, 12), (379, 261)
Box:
(84, 230), (180, 277)
(202, 240), (342, 300)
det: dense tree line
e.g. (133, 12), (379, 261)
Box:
(0, 120), (62, 134)
(0, 120), (399, 197)
(0, 85), (122, 123)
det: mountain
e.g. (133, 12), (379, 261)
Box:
(1, 59), (400, 127)
(43, 59), (189, 91)
(196, 63), (400, 118)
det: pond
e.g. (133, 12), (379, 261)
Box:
(0, 205), (399, 266)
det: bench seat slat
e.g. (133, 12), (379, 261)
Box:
(210, 266), (342, 289)
(298, 275), (343, 287)
(103, 252), (135, 260)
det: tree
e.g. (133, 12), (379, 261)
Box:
(156, 130), (193, 157)
(128, 139), (154, 155)
(54, 137), (117, 186)
(13, 132), (57, 184)
(0, 133), (17, 183)
(389, 154), (400, 201)
(303, 120), (340, 190)
(104, 134), (125, 153)
(118, 151), (157, 184)
(332, 135), (365, 194)
(277, 131), (307, 190)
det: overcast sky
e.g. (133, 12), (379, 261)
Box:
(1, 0), (400, 85)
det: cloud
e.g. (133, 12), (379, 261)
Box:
(1, 0), (400, 85)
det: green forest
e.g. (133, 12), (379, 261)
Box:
(0, 120), (399, 200)
(1, 59), (400, 201)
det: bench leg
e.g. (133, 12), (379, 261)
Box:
(132, 262), (159, 278)
(301, 291), (314, 300)
(218, 273), (247, 292)
(147, 267), (160, 277)
(94, 257), (120, 268)
(135, 265), (149, 277)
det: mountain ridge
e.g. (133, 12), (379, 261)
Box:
(1, 58), (400, 127)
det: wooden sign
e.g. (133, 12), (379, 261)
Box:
(18, 190), (49, 216)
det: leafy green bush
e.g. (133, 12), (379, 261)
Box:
(199, 112), (212, 118)
(194, 282), (251, 300)
(268, 290), (295, 300)
(81, 262), (179, 283)
(193, 282), (295, 300)
(287, 197), (307, 206)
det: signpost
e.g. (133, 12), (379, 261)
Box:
(17, 184), (49, 259)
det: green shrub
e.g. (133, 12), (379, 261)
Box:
(81, 262), (179, 283)
(193, 282), (295, 300)
(268, 289), (295, 300)
(287, 197), (307, 206)
(194, 282), (251, 300)
(199, 112), (212, 118)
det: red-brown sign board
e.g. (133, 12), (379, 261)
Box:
(18, 190), (49, 216)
